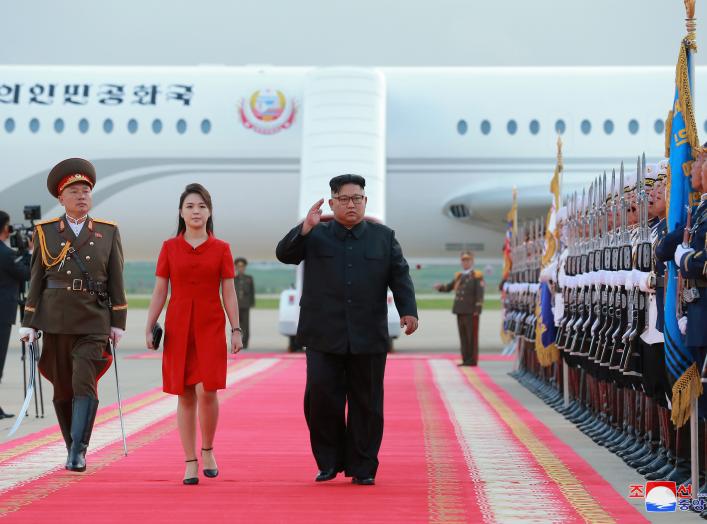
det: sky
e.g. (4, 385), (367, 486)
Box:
(0, 0), (696, 67)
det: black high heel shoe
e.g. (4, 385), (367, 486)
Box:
(183, 458), (199, 485)
(201, 448), (219, 478)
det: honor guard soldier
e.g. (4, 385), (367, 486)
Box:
(233, 257), (255, 349)
(19, 158), (127, 472)
(435, 251), (485, 366)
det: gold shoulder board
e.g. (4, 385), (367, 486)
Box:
(34, 217), (61, 227)
(474, 270), (484, 279)
(92, 218), (117, 226)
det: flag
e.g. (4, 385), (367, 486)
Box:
(535, 137), (562, 365)
(535, 282), (558, 366)
(664, 25), (701, 427)
(542, 137), (563, 267)
(502, 187), (517, 282)
(500, 188), (517, 344)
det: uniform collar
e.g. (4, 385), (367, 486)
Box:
(332, 219), (367, 240)
(62, 214), (92, 242)
(66, 213), (88, 225)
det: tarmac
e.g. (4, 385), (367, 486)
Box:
(0, 309), (699, 522)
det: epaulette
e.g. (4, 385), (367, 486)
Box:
(454, 271), (462, 279)
(92, 218), (117, 226)
(474, 270), (484, 279)
(34, 217), (61, 227)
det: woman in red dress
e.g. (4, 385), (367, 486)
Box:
(145, 183), (243, 485)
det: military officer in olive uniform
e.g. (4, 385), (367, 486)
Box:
(435, 251), (485, 366)
(233, 257), (255, 349)
(19, 158), (127, 472)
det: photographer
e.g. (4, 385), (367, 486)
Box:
(0, 210), (32, 419)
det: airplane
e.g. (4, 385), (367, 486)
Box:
(0, 64), (699, 347)
(0, 65), (697, 262)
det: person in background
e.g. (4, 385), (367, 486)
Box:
(234, 257), (255, 349)
(434, 251), (485, 366)
(0, 210), (32, 419)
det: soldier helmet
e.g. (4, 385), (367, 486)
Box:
(47, 158), (96, 198)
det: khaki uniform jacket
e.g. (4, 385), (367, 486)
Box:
(22, 215), (127, 335)
(234, 273), (255, 309)
(439, 270), (485, 315)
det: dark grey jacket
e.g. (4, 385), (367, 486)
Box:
(276, 220), (417, 354)
(0, 242), (30, 325)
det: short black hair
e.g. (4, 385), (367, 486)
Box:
(329, 174), (366, 194)
(0, 211), (9, 231)
(234, 257), (248, 265)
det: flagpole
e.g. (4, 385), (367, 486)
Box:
(683, 0), (700, 497)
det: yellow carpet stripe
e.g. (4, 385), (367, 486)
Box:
(460, 367), (616, 524)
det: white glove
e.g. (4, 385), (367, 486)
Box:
(615, 271), (627, 287)
(678, 316), (688, 335)
(110, 327), (125, 347)
(19, 327), (37, 343)
(638, 272), (652, 293)
(632, 270), (644, 288)
(674, 245), (694, 266)
(624, 272), (634, 289)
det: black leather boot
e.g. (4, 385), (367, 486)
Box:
(53, 400), (73, 467)
(66, 396), (99, 472)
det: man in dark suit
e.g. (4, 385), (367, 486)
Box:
(0, 210), (32, 419)
(233, 257), (255, 348)
(276, 174), (418, 486)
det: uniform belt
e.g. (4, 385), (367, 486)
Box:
(690, 279), (707, 288)
(46, 279), (107, 292)
(654, 276), (665, 288)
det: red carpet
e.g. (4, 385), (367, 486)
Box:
(0, 356), (645, 523)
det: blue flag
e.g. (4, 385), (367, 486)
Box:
(664, 38), (701, 427)
(534, 282), (557, 367)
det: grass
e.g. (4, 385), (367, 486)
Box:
(127, 296), (502, 310)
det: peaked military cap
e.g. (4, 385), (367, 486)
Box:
(47, 158), (96, 198)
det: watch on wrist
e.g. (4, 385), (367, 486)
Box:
(231, 327), (242, 334)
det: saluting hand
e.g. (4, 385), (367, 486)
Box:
(301, 199), (325, 236)
(400, 315), (419, 335)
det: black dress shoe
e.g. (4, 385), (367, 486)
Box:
(315, 468), (337, 482)
(0, 406), (14, 419)
(352, 476), (375, 485)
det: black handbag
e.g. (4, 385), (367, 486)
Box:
(152, 323), (163, 350)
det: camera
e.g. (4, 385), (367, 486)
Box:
(8, 205), (41, 255)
